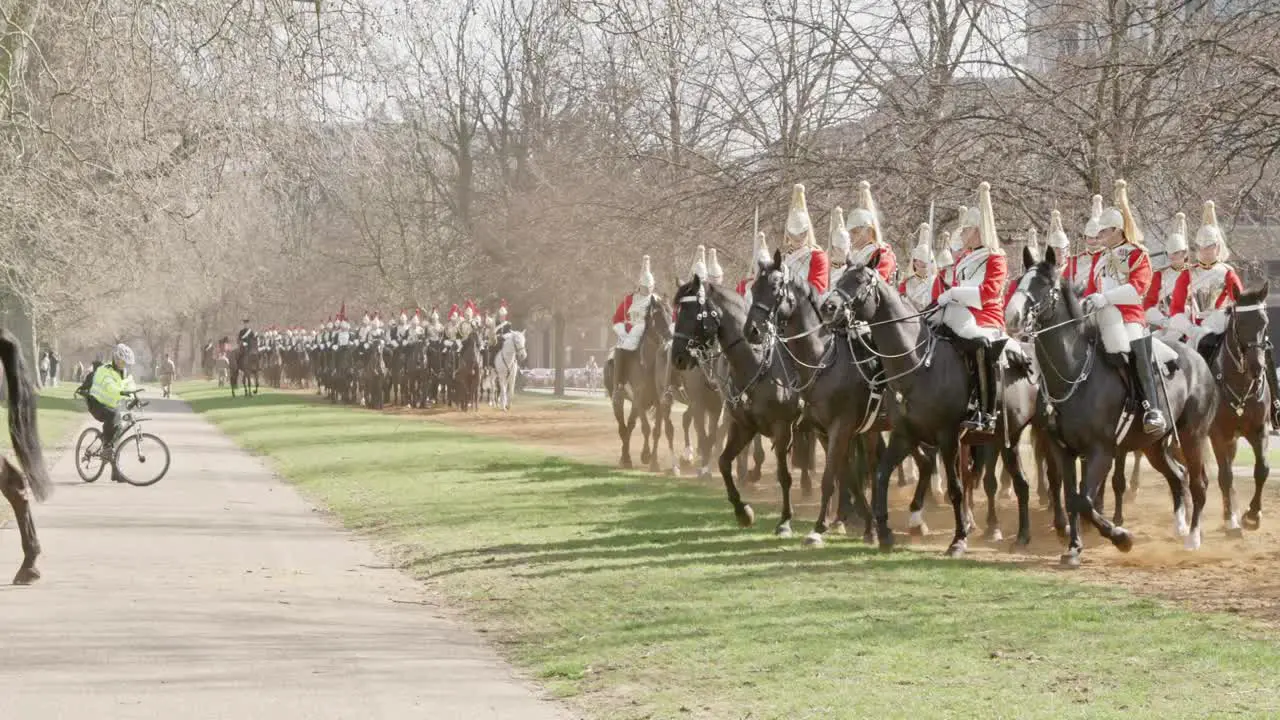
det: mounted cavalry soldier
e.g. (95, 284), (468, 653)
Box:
(494, 301), (512, 337)
(1044, 209), (1071, 276)
(827, 207), (851, 288)
(1145, 211), (1189, 343)
(428, 307), (444, 340)
(611, 255), (657, 404)
(900, 223), (936, 311)
(1168, 201), (1280, 426)
(1068, 194), (1105, 290)
(845, 181), (895, 284)
(446, 304), (463, 341)
(781, 184), (830, 294)
(706, 249), (724, 286)
(1080, 180), (1166, 435)
(931, 228), (958, 297)
(737, 232), (772, 303)
(930, 182), (1009, 433)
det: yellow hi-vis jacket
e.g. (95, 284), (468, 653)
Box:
(89, 364), (134, 410)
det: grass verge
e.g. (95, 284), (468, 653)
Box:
(179, 382), (1280, 720)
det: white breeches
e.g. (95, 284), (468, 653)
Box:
(941, 304), (1002, 341)
(1199, 309), (1229, 335)
(1097, 306), (1146, 354)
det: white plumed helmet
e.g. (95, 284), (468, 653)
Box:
(1084, 194), (1104, 237)
(638, 255), (655, 290)
(1166, 211), (1189, 254)
(784, 184), (815, 246)
(844, 181), (882, 245)
(1194, 200), (1228, 261)
(1046, 210), (1070, 250)
(911, 223), (934, 265)
(707, 248), (724, 282)
(690, 245), (708, 280)
(828, 207), (851, 254)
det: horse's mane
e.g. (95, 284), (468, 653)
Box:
(1047, 263), (1099, 342)
(1238, 284), (1269, 307)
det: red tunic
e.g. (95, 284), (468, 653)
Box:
(1084, 246), (1152, 325)
(935, 248), (1007, 329)
(865, 244), (897, 284)
(612, 295), (635, 332)
(1168, 264), (1243, 320)
(736, 279), (750, 297)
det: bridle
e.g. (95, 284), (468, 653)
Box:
(1221, 302), (1268, 415)
(674, 287), (763, 406)
(1018, 274), (1095, 405)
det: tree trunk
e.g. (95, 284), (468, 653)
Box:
(553, 311), (566, 397)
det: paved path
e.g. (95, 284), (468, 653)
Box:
(0, 397), (571, 720)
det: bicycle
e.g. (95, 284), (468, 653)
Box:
(73, 388), (172, 487)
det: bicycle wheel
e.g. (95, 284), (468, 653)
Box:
(115, 433), (171, 487)
(75, 427), (106, 483)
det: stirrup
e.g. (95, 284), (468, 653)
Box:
(1141, 404), (1167, 435)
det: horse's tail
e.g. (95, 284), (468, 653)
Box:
(0, 331), (52, 502)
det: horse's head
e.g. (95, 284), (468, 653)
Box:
(672, 275), (720, 371)
(820, 248), (888, 324)
(1012, 246), (1079, 336)
(1004, 245), (1044, 337)
(510, 330), (527, 362)
(745, 249), (804, 343)
(1228, 282), (1270, 378)
(642, 293), (672, 348)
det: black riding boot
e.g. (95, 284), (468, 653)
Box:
(1132, 335), (1168, 435)
(962, 345), (995, 433)
(611, 350), (628, 404)
(1265, 343), (1280, 429)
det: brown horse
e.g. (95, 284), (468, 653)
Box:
(607, 294), (673, 470)
(1205, 285), (1272, 536)
(0, 330), (53, 584)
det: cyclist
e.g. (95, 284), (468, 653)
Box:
(86, 343), (137, 483)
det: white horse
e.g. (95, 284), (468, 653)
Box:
(494, 330), (527, 411)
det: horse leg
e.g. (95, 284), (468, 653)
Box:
(699, 403), (719, 479)
(1128, 451), (1143, 497)
(718, 420), (754, 528)
(614, 393), (633, 469)
(1047, 445), (1068, 540)
(773, 422), (795, 540)
(681, 405), (695, 467)
(1213, 431), (1242, 537)
(1075, 450), (1132, 552)
(907, 443), (937, 536)
(1182, 436), (1210, 550)
(805, 418), (853, 546)
(1002, 438), (1033, 548)
(751, 436), (765, 485)
(937, 436), (970, 558)
(981, 445), (1004, 542)
(871, 431), (913, 552)
(2, 459), (41, 584)
(1244, 428), (1268, 530)
(1110, 451), (1128, 528)
(663, 399), (678, 476)
(852, 435), (877, 543)
(1146, 443), (1190, 538)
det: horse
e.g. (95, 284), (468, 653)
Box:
(456, 332), (483, 412)
(608, 294), (673, 471)
(362, 337), (389, 409)
(494, 330), (526, 412)
(229, 336), (261, 398)
(675, 363), (724, 480)
(744, 255), (932, 545)
(673, 275), (819, 536)
(824, 249), (1040, 556)
(1012, 248), (1218, 565)
(0, 330), (53, 584)
(1204, 284), (1272, 535)
(201, 341), (216, 379)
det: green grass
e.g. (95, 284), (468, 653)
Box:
(178, 382), (1280, 720)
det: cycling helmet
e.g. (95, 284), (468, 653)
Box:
(112, 343), (135, 366)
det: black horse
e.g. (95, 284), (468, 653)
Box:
(1014, 248), (1218, 565)
(671, 275), (809, 536)
(230, 335), (261, 398)
(822, 249), (1040, 557)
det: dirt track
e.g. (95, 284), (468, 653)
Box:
(423, 395), (1280, 627)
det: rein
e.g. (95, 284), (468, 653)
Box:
(1220, 303), (1268, 415)
(1021, 281), (1097, 405)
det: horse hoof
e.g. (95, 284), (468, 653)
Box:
(862, 531), (876, 545)
(1055, 525), (1068, 541)
(1225, 526), (1245, 540)
(843, 522), (860, 538)
(945, 540), (967, 558)
(1012, 534), (1032, 550)
(908, 523), (928, 537)
(1112, 514), (1124, 527)
(775, 524), (793, 539)
(878, 532), (895, 553)
(1059, 550), (1082, 569)
(670, 465), (681, 477)
(1184, 528), (1203, 551)
(830, 520), (846, 536)
(735, 505), (755, 528)
(1174, 508), (1190, 537)
(12, 566), (40, 585)
(1111, 527), (1134, 553)
(1243, 512), (1261, 531)
(803, 532), (825, 548)
(984, 528), (1003, 543)
(620, 458), (633, 470)
(800, 485), (814, 498)
(697, 469), (713, 481)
